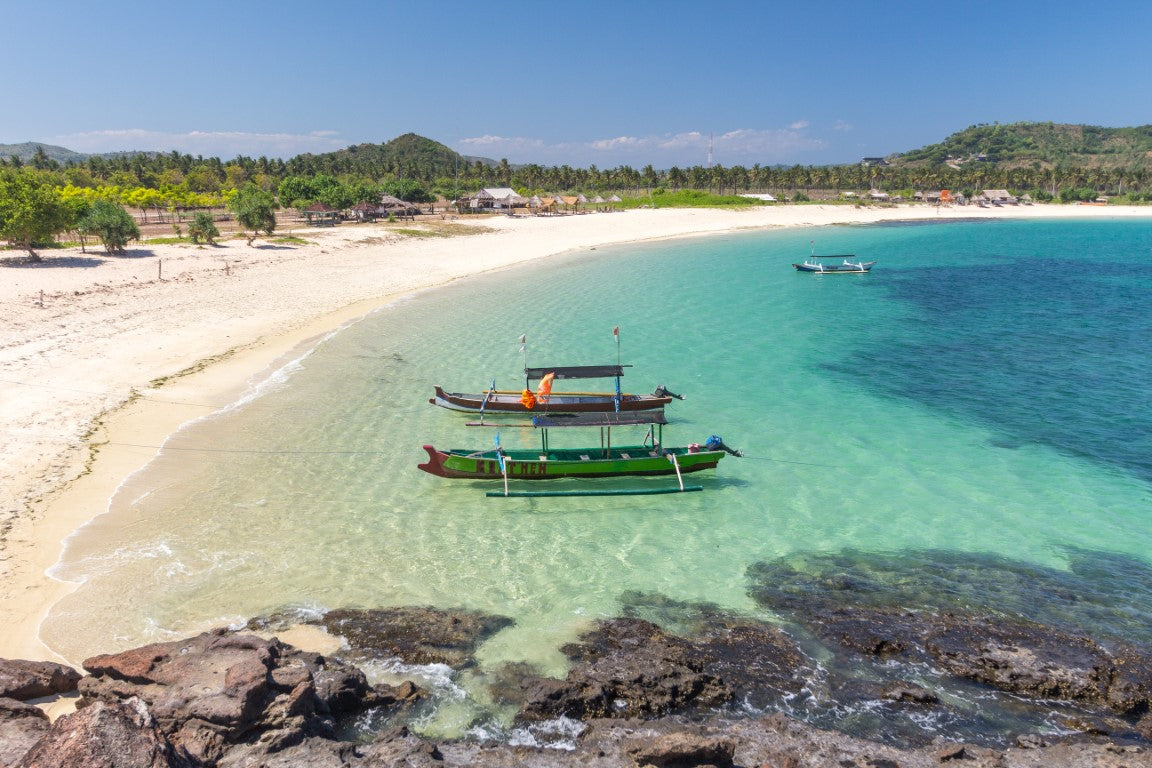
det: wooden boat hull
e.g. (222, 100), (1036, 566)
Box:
(418, 444), (724, 480)
(430, 385), (673, 414)
(792, 260), (877, 273)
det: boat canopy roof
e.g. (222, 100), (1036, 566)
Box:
(809, 254), (857, 258)
(524, 364), (629, 380)
(465, 409), (666, 428)
(530, 410), (667, 428)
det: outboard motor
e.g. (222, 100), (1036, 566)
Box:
(653, 385), (685, 400)
(704, 435), (743, 457)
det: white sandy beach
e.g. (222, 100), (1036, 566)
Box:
(2, 202), (1150, 664)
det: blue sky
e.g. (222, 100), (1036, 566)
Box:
(3, 0), (1150, 167)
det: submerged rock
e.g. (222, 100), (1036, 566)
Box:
(748, 550), (1152, 745)
(520, 617), (732, 720)
(517, 615), (813, 722)
(317, 606), (514, 667)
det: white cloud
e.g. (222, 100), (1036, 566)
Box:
(45, 129), (348, 158)
(458, 126), (827, 167)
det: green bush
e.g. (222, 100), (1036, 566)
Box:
(79, 200), (140, 255)
(188, 211), (220, 244)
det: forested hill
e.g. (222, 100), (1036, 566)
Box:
(0, 142), (88, 165)
(284, 133), (494, 177)
(892, 122), (1152, 169)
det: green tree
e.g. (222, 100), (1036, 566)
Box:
(188, 211), (220, 245)
(79, 199), (140, 255)
(229, 184), (277, 245)
(62, 196), (92, 252)
(0, 170), (71, 260)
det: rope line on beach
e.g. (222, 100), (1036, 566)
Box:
(737, 455), (836, 467)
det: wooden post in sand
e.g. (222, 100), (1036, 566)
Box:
(39, 290), (44, 307)
(158, 259), (163, 281)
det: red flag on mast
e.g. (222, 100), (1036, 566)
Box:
(613, 326), (619, 340)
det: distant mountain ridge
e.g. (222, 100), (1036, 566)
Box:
(1, 142), (88, 164)
(0, 141), (154, 165)
(1, 134), (497, 173)
(6, 123), (1152, 170)
(891, 122), (1152, 169)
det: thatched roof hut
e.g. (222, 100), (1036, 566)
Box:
(303, 202), (340, 226)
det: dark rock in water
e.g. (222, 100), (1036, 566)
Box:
(880, 682), (940, 705)
(317, 606), (514, 667)
(14, 697), (190, 768)
(747, 549), (1152, 745)
(0, 659), (82, 700)
(78, 629), (407, 765)
(747, 547), (1152, 646)
(927, 619), (1114, 703)
(518, 616), (813, 722)
(0, 697), (50, 767)
(520, 618), (732, 720)
(1104, 646), (1152, 716)
(691, 616), (815, 712)
(809, 606), (935, 661)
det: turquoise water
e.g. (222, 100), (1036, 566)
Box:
(45, 218), (1152, 733)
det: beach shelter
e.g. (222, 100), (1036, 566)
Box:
(351, 201), (381, 222)
(303, 202), (340, 226)
(474, 187), (524, 210)
(378, 195), (419, 216)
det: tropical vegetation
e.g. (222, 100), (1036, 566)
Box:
(79, 199), (140, 254)
(2, 123), (1151, 256)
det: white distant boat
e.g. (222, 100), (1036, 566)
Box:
(792, 241), (876, 273)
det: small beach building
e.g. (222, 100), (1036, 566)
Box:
(982, 189), (1018, 205)
(378, 195), (420, 218)
(470, 187), (525, 211)
(303, 202), (340, 226)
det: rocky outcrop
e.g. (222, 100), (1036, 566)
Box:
(76, 629), (420, 766)
(316, 606), (514, 667)
(5, 594), (1152, 768)
(13, 697), (190, 768)
(0, 659), (81, 701)
(0, 698), (50, 767)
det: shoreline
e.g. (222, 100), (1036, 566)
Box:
(2, 202), (1150, 663)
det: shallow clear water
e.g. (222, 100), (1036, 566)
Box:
(45, 217), (1152, 735)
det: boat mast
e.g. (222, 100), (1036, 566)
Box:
(519, 333), (528, 388)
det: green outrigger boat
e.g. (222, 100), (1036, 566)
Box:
(418, 411), (741, 497)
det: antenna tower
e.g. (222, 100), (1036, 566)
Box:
(707, 133), (714, 168)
